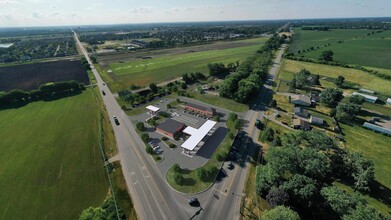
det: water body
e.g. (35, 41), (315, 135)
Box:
(0, 43), (13, 48)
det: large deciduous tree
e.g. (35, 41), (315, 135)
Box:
(335, 103), (361, 123)
(262, 206), (300, 220)
(320, 50), (334, 61)
(321, 186), (366, 216)
(320, 88), (343, 107)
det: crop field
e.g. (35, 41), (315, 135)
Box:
(277, 60), (391, 96)
(0, 60), (89, 92)
(0, 89), (108, 220)
(99, 38), (267, 92)
(290, 29), (391, 68)
(289, 29), (373, 52)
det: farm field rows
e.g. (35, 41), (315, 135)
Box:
(277, 59), (391, 96)
(99, 38), (267, 92)
(290, 29), (391, 69)
(0, 60), (89, 92)
(0, 89), (108, 220)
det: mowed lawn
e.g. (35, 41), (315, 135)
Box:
(0, 89), (108, 220)
(290, 29), (391, 69)
(103, 40), (266, 92)
(340, 124), (391, 216)
(278, 60), (391, 96)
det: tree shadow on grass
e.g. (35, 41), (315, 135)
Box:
(0, 90), (82, 111)
(359, 109), (390, 119)
(366, 180), (391, 208)
(340, 177), (391, 211)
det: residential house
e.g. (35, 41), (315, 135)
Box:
(291, 95), (312, 106)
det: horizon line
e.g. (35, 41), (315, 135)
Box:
(1, 16), (391, 29)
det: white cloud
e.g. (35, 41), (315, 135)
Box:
(130, 7), (153, 14)
(0, 0), (20, 5)
(32, 12), (42, 18)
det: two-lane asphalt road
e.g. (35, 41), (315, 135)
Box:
(73, 31), (192, 220)
(199, 44), (287, 220)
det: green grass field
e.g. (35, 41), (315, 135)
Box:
(289, 29), (373, 53)
(278, 59), (391, 96)
(101, 39), (266, 92)
(340, 123), (391, 216)
(0, 90), (108, 220)
(290, 29), (391, 69)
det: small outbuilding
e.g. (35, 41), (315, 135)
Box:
(293, 118), (310, 130)
(310, 116), (324, 125)
(291, 95), (312, 106)
(352, 92), (378, 104)
(156, 119), (185, 138)
(146, 105), (160, 115)
(359, 88), (375, 95)
(294, 107), (309, 118)
(363, 122), (391, 136)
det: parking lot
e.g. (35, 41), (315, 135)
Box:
(129, 97), (230, 175)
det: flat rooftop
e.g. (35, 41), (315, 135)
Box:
(156, 119), (185, 134)
(182, 120), (217, 151)
(184, 102), (214, 113)
(146, 105), (160, 112)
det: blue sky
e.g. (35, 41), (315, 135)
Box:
(0, 0), (390, 27)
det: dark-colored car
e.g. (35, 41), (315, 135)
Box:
(113, 116), (120, 125)
(188, 197), (198, 206)
(102, 90), (106, 96)
(227, 162), (234, 170)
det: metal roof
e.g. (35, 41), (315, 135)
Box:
(181, 120), (217, 151)
(146, 105), (160, 112)
(363, 122), (391, 135)
(352, 92), (378, 102)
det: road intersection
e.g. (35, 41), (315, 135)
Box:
(73, 30), (286, 220)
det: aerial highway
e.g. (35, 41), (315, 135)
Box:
(73, 30), (286, 220)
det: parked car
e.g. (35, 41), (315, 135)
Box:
(102, 90), (106, 96)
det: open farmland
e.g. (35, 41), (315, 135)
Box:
(0, 60), (89, 92)
(290, 29), (391, 68)
(277, 59), (391, 96)
(289, 29), (373, 53)
(0, 89), (108, 220)
(99, 38), (267, 92)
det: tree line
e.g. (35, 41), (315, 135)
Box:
(216, 34), (285, 104)
(0, 80), (84, 106)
